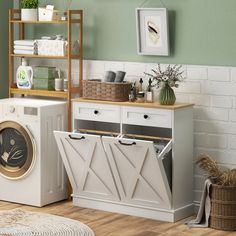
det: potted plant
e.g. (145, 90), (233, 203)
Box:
(21, 0), (39, 21)
(197, 154), (236, 230)
(145, 64), (184, 105)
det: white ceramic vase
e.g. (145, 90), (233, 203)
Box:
(21, 9), (38, 21)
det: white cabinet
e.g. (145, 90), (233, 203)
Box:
(54, 99), (194, 222)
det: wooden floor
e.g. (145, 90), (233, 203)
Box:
(0, 200), (235, 236)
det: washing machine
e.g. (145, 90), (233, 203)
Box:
(0, 98), (68, 207)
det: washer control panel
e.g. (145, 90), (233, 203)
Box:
(24, 107), (38, 116)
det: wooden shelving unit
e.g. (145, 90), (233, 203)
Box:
(8, 9), (83, 130)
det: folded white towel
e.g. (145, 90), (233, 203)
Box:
(14, 49), (35, 55)
(14, 40), (36, 46)
(14, 45), (36, 50)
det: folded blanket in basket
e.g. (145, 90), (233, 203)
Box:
(187, 178), (212, 228)
(14, 40), (37, 46)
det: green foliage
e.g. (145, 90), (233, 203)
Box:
(21, 0), (39, 9)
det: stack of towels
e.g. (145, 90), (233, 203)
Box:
(14, 40), (37, 55)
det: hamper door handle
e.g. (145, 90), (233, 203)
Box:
(118, 140), (136, 146)
(69, 134), (85, 140)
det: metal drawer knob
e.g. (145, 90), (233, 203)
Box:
(94, 110), (99, 115)
(144, 114), (149, 119)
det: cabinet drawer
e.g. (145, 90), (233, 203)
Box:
(73, 102), (121, 123)
(122, 106), (172, 128)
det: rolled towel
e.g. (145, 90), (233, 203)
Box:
(14, 40), (36, 46)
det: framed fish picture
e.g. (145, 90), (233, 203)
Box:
(136, 8), (169, 56)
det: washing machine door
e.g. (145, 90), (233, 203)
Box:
(0, 121), (35, 180)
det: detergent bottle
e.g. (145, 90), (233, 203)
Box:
(16, 58), (33, 89)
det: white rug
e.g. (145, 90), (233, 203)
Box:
(0, 208), (95, 236)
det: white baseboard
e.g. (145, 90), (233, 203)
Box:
(72, 196), (194, 222)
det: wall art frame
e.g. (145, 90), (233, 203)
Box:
(136, 8), (169, 56)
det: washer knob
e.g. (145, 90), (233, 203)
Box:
(9, 106), (15, 113)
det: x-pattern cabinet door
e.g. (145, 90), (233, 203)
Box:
(54, 131), (120, 201)
(102, 136), (172, 209)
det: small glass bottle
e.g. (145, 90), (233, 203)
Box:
(129, 87), (135, 102)
(146, 78), (153, 103)
(138, 78), (143, 92)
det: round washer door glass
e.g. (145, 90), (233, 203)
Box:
(0, 121), (35, 179)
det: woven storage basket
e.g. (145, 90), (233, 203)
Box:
(210, 184), (236, 231)
(83, 80), (131, 102)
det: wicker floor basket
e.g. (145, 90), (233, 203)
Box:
(82, 80), (131, 102)
(210, 184), (236, 231)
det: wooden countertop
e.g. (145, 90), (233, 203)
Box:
(72, 98), (194, 110)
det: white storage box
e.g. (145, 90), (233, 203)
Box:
(38, 7), (60, 21)
(37, 40), (68, 56)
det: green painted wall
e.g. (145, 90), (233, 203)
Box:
(0, 1), (13, 98)
(34, 0), (236, 66)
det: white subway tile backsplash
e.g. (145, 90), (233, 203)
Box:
(187, 65), (208, 80)
(86, 73), (104, 80)
(202, 81), (236, 96)
(194, 133), (227, 149)
(194, 133), (207, 147)
(194, 120), (230, 134)
(194, 165), (206, 176)
(195, 147), (236, 165)
(207, 134), (228, 149)
(71, 59), (81, 73)
(124, 62), (146, 77)
(230, 67), (236, 82)
(194, 175), (205, 191)
(104, 61), (125, 72)
(233, 98), (236, 108)
(207, 66), (230, 82)
(146, 63), (163, 74)
(194, 107), (229, 121)
(227, 123), (236, 134)
(189, 94), (210, 106)
(71, 73), (80, 86)
(85, 60), (105, 75)
(52, 59), (67, 69)
(229, 109), (236, 122)
(211, 96), (232, 108)
(229, 135), (236, 150)
(175, 93), (189, 103)
(175, 81), (201, 94)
